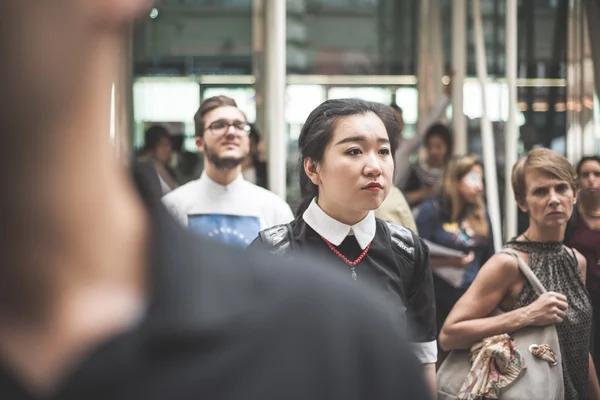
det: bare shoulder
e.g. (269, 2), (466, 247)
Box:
(480, 251), (520, 277)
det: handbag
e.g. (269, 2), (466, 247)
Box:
(437, 250), (564, 399)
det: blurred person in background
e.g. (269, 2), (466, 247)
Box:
(415, 155), (494, 356)
(565, 155), (600, 378)
(175, 150), (201, 184)
(241, 123), (268, 188)
(441, 149), (599, 399)
(0, 1), (432, 399)
(137, 124), (179, 195)
(251, 98), (438, 396)
(402, 123), (454, 212)
(394, 72), (453, 193)
(162, 96), (293, 248)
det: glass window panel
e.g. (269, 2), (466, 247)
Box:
(286, 85), (326, 127)
(134, 1), (252, 76)
(289, 0), (418, 74)
(327, 87), (390, 103)
(395, 87), (418, 125)
(133, 80), (200, 149)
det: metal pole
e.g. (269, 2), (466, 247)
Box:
(472, 0), (502, 250)
(505, 0), (518, 240)
(264, 0), (287, 199)
(452, 0), (467, 155)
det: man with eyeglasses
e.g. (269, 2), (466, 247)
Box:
(163, 96), (294, 247)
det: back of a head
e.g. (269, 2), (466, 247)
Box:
(295, 98), (400, 215)
(194, 95), (238, 138)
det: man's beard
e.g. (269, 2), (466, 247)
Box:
(204, 143), (245, 170)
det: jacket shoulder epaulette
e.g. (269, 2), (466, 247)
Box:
(384, 221), (417, 263)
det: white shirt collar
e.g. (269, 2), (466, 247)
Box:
(303, 198), (376, 250)
(199, 171), (244, 193)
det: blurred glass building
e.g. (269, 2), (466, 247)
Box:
(113, 0), (600, 238)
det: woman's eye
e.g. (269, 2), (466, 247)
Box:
(556, 184), (568, 193)
(345, 148), (362, 156)
(379, 148), (391, 155)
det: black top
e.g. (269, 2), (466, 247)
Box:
(0, 168), (431, 400)
(251, 217), (437, 354)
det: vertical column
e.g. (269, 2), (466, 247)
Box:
(566, 0), (584, 163)
(252, 0), (265, 131)
(505, 0), (518, 240)
(452, 0), (467, 155)
(417, 0), (444, 120)
(472, 0), (502, 250)
(264, 0), (287, 199)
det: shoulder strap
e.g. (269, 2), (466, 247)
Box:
(500, 249), (547, 295)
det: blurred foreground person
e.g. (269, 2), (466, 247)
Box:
(0, 1), (429, 400)
(137, 125), (179, 195)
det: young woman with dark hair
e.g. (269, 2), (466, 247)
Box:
(250, 98), (438, 394)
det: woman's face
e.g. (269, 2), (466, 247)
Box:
(458, 165), (484, 205)
(306, 112), (394, 221)
(154, 136), (173, 164)
(426, 135), (448, 167)
(578, 160), (600, 196)
(520, 168), (575, 228)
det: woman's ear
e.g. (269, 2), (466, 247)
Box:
(303, 158), (321, 186)
(516, 198), (528, 213)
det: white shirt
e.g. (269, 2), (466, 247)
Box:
(162, 172), (294, 247)
(303, 198), (376, 250)
(302, 198), (437, 364)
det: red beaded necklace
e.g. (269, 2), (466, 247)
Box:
(321, 236), (371, 280)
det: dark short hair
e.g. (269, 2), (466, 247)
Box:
(144, 125), (170, 151)
(194, 95), (238, 137)
(511, 148), (576, 203)
(424, 123), (453, 161)
(390, 103), (403, 113)
(296, 98), (400, 215)
(575, 156), (600, 176)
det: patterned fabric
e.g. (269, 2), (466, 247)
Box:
(458, 334), (526, 400)
(505, 240), (592, 400)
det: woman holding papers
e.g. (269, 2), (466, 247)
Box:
(251, 98), (438, 394)
(415, 155), (495, 340)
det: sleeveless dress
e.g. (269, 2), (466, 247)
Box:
(505, 240), (592, 400)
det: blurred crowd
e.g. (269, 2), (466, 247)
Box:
(2, 1), (600, 400)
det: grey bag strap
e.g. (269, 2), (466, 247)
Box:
(500, 249), (548, 296)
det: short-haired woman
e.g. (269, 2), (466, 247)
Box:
(250, 98), (438, 394)
(440, 148), (600, 400)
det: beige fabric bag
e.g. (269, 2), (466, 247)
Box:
(437, 250), (564, 399)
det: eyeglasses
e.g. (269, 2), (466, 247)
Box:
(206, 120), (251, 136)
